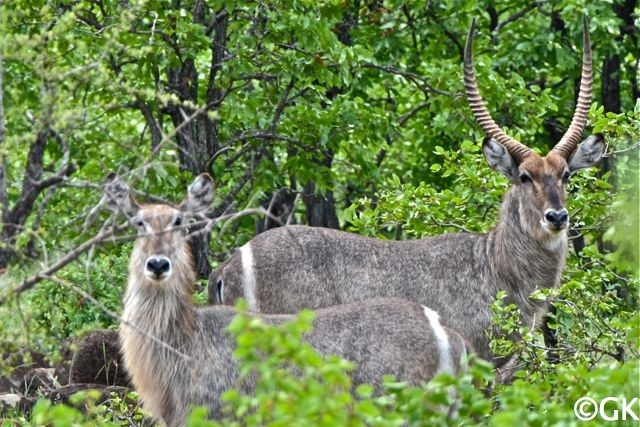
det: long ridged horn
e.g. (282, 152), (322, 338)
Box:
(464, 19), (534, 164)
(552, 16), (593, 159)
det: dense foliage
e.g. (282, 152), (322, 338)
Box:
(0, 0), (638, 425)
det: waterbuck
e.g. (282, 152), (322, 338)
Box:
(105, 173), (471, 425)
(208, 17), (605, 366)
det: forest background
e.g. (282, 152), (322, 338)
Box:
(0, 0), (638, 425)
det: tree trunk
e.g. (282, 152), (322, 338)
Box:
(302, 149), (339, 229)
(302, 182), (340, 229)
(256, 188), (298, 234)
(294, 6), (359, 231)
(162, 8), (229, 280)
(602, 54), (621, 114)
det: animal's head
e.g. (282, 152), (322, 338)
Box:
(464, 17), (605, 241)
(103, 173), (214, 287)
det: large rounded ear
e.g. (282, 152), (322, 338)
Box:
(182, 173), (214, 214)
(102, 172), (139, 219)
(482, 137), (519, 182)
(568, 134), (605, 173)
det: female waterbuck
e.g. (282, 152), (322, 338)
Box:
(105, 173), (470, 425)
(208, 17), (605, 366)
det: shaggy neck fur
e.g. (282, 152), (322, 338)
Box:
(487, 188), (568, 327)
(120, 239), (197, 425)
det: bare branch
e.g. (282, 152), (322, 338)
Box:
(0, 224), (129, 304)
(211, 207), (273, 239)
(431, 220), (475, 234)
(143, 102), (213, 167)
(361, 62), (453, 97)
(216, 157), (258, 214)
(134, 98), (164, 150)
(270, 77), (296, 132)
(604, 141), (639, 157)
(205, 9), (229, 36)
(262, 187), (298, 231)
(44, 274), (191, 361)
(226, 130), (298, 147)
(398, 101), (430, 127)
(205, 146), (233, 171)
(24, 186), (58, 258)
(0, 200), (278, 305)
(1, 126), (75, 269)
(495, 3), (542, 32)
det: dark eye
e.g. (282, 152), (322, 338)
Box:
(135, 220), (146, 232)
(562, 171), (570, 182)
(519, 172), (532, 184)
(173, 216), (183, 227)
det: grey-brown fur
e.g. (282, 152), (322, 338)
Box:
(211, 143), (604, 366)
(131, 298), (469, 425)
(209, 19), (605, 367)
(106, 173), (471, 426)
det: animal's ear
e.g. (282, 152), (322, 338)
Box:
(568, 134), (605, 173)
(102, 172), (139, 219)
(182, 173), (214, 214)
(482, 137), (519, 182)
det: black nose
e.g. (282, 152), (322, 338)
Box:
(146, 256), (171, 277)
(545, 210), (568, 228)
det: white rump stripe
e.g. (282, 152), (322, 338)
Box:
(240, 244), (258, 311)
(422, 306), (454, 374)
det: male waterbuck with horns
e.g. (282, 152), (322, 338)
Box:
(105, 173), (470, 425)
(209, 17), (605, 366)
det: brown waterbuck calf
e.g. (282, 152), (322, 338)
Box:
(208, 17), (605, 366)
(105, 173), (471, 426)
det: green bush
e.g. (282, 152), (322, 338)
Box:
(193, 300), (495, 427)
(183, 297), (638, 426)
(0, 1), (637, 425)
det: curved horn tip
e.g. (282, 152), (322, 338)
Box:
(582, 15), (591, 48)
(464, 19), (477, 61)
